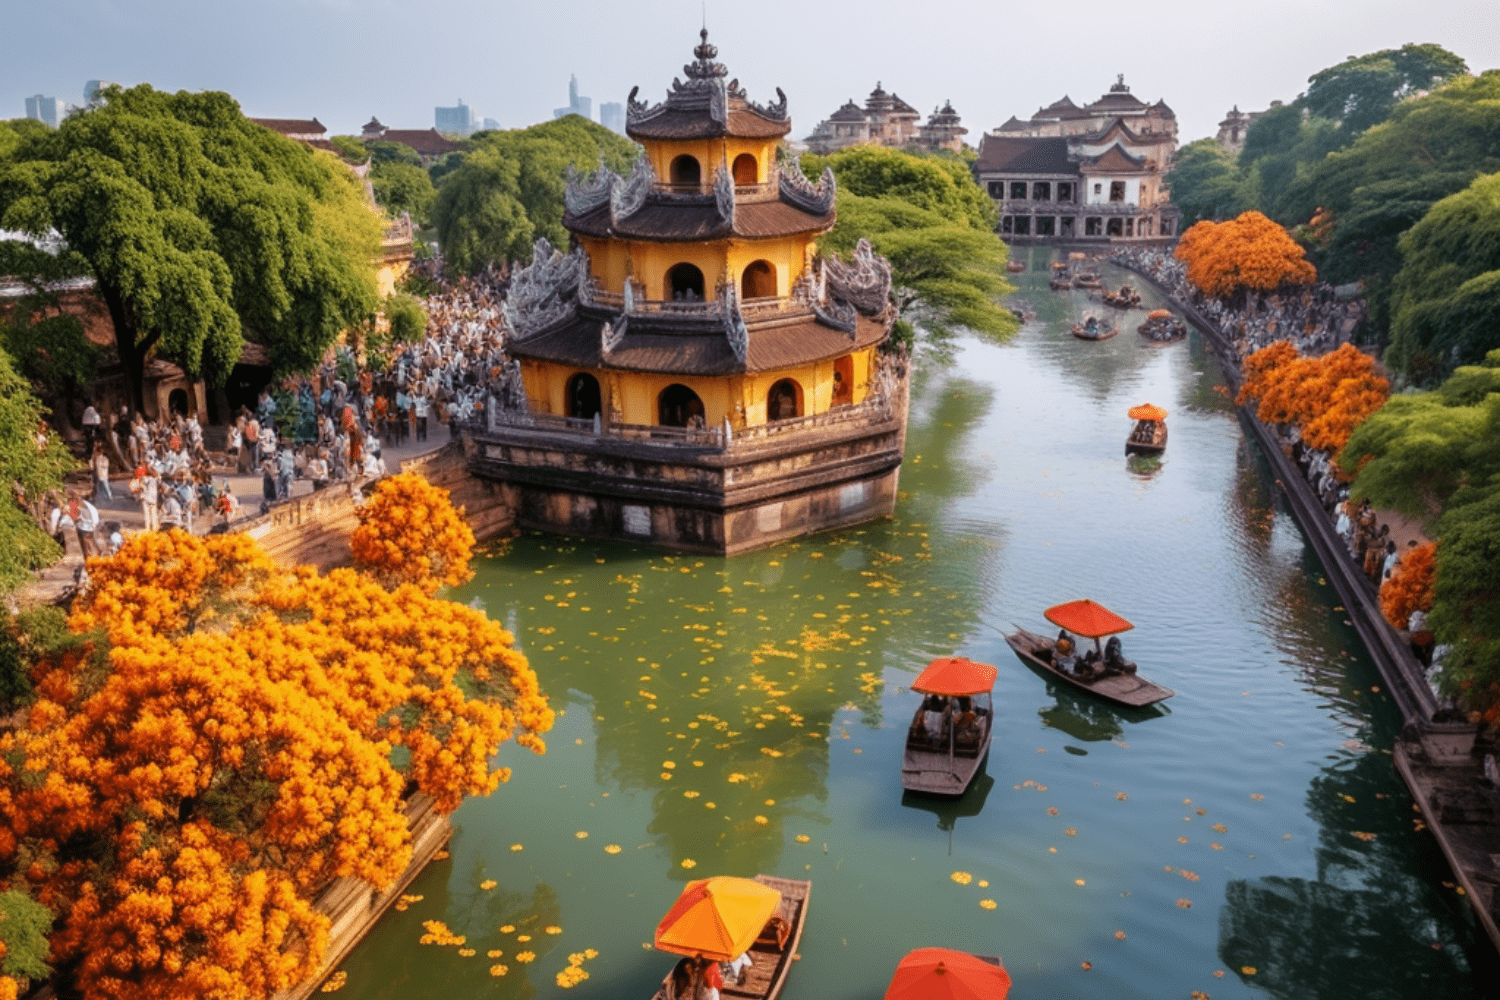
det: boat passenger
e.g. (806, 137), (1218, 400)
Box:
(1054, 630), (1077, 669)
(1104, 636), (1136, 675)
(726, 952), (753, 985)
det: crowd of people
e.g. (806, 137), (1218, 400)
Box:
(1109, 248), (1366, 359)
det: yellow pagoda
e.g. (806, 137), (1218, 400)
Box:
(471, 30), (908, 554)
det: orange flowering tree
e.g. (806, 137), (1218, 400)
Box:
(351, 472), (476, 594)
(1175, 211), (1317, 300)
(1380, 542), (1436, 629)
(1237, 341), (1391, 455)
(0, 526), (551, 1000)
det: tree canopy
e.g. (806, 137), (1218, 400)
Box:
(1302, 43), (1469, 136)
(370, 161), (435, 228)
(1165, 139), (1252, 227)
(431, 116), (638, 275)
(801, 145), (1016, 351)
(1237, 340), (1389, 456)
(0, 85), (384, 408)
(0, 483), (552, 1000)
(1174, 211), (1317, 300)
(1386, 172), (1500, 379)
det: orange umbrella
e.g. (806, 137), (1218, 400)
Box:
(1044, 599), (1134, 638)
(654, 877), (781, 962)
(1148, 308), (1172, 319)
(912, 657), (997, 696)
(1128, 403), (1168, 422)
(884, 948), (1012, 1000)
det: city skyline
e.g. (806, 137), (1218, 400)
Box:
(4, 0), (1497, 145)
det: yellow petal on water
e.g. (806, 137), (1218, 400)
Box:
(754, 815), (769, 825)
(479, 880), (497, 890)
(1116, 792), (1128, 800)
(978, 880), (989, 888)
(517, 935), (531, 942)
(1250, 793), (1266, 801)
(1176, 898), (1193, 909)
(489, 965), (508, 977)
(1065, 827), (1078, 837)
(979, 899), (997, 909)
(488, 950), (503, 958)
(682, 859), (697, 869)
(1211, 842), (1224, 851)
(705, 802), (716, 809)
(1241, 966), (1258, 975)
(500, 925), (515, 934)
(950, 871), (973, 885)
(662, 761), (676, 769)
(1074, 879), (1086, 886)
(1047, 806), (1060, 816)
(1212, 823), (1228, 833)
(510, 843), (524, 852)
(515, 951), (536, 963)
(683, 790), (700, 799)
(605, 844), (622, 854)
(1177, 836), (1189, 844)
(575, 831), (589, 839)
(1114, 930), (1127, 940)
(796, 834), (811, 843)
(1048, 847), (1058, 853)
(764, 799), (776, 806)
(545, 925), (563, 935)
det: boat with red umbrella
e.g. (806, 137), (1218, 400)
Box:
(1004, 599), (1175, 707)
(883, 947), (1011, 1000)
(649, 874), (811, 1000)
(902, 657), (997, 796)
(1125, 402), (1168, 455)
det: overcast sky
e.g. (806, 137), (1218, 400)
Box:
(6, 0), (1497, 146)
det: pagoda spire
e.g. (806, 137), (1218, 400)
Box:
(685, 27), (728, 80)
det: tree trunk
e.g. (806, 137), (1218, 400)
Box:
(100, 285), (156, 417)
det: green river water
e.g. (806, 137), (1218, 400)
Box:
(340, 253), (1492, 999)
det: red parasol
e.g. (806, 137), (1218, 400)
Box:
(883, 948), (1012, 1000)
(1044, 599), (1134, 638)
(912, 657), (998, 696)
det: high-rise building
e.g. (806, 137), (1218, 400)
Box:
(599, 102), (625, 134)
(481, 117), (501, 132)
(435, 100), (475, 136)
(24, 95), (72, 128)
(83, 80), (116, 106)
(553, 75), (592, 121)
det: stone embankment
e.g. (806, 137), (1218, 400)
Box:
(1118, 259), (1500, 952)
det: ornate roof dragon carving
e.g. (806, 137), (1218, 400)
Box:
(564, 162), (619, 216)
(503, 237), (588, 342)
(779, 152), (836, 216)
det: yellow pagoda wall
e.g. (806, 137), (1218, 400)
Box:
(644, 138), (777, 186)
(520, 345), (877, 430)
(582, 236), (813, 301)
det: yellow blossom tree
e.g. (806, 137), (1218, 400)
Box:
(351, 472), (476, 594)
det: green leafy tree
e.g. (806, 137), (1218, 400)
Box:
(370, 161), (435, 227)
(1293, 71), (1500, 343)
(384, 292), (428, 344)
(1168, 139), (1253, 226)
(802, 145), (1015, 352)
(0, 888), (53, 987)
(0, 237), (101, 408)
(0, 352), (73, 594)
(1431, 487), (1500, 716)
(431, 116), (638, 275)
(327, 135), (370, 165)
(1303, 43), (1468, 136)
(367, 139), (423, 168)
(1386, 172), (1500, 379)
(0, 85), (383, 410)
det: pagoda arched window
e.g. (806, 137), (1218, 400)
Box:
(666, 263), (705, 301)
(670, 154), (702, 188)
(566, 372), (601, 421)
(741, 260), (776, 299)
(658, 384), (705, 428)
(732, 153), (758, 185)
(767, 378), (802, 421)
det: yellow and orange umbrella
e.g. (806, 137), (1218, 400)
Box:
(1128, 403), (1168, 422)
(883, 948), (1012, 1000)
(1044, 599), (1134, 639)
(654, 877), (781, 962)
(912, 657), (998, 697)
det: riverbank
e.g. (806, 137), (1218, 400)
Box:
(1116, 256), (1500, 952)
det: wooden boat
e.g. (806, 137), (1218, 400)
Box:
(902, 657), (996, 797)
(1100, 284), (1141, 309)
(1126, 419), (1167, 455)
(1138, 309), (1187, 342)
(1073, 269), (1103, 290)
(651, 876), (811, 1000)
(1071, 316), (1117, 341)
(1004, 600), (1174, 708)
(1125, 403), (1168, 455)
(1006, 260), (1026, 273)
(1048, 270), (1073, 291)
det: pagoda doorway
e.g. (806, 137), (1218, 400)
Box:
(732, 153), (758, 185)
(567, 372), (602, 420)
(741, 260), (776, 299)
(666, 263), (705, 301)
(670, 155), (701, 188)
(767, 378), (802, 420)
(658, 384), (705, 428)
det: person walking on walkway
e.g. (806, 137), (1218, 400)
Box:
(413, 391), (429, 442)
(91, 445), (112, 501)
(81, 401), (101, 451)
(74, 495), (100, 557)
(139, 472), (160, 533)
(276, 446), (295, 502)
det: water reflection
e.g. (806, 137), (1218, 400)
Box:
(1218, 750), (1485, 999)
(1125, 453), (1164, 481)
(901, 772), (995, 854)
(1034, 682), (1167, 743)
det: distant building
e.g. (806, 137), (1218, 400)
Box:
(24, 95), (73, 128)
(248, 117), (328, 143)
(804, 82), (926, 154)
(975, 76), (1179, 243)
(435, 99), (476, 136)
(359, 117), (463, 163)
(481, 117), (501, 132)
(83, 79), (116, 107)
(916, 100), (968, 153)
(554, 75), (593, 121)
(1215, 102), (1276, 157)
(599, 101), (625, 134)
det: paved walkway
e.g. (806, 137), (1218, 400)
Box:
(28, 429), (457, 604)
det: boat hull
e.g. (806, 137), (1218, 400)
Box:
(1125, 422), (1168, 455)
(1071, 324), (1118, 341)
(651, 876), (811, 1000)
(1004, 629), (1174, 707)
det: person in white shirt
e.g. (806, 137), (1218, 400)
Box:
(362, 449), (386, 479)
(92, 445), (112, 500)
(74, 496), (100, 557)
(49, 500), (74, 550)
(81, 402), (101, 451)
(160, 492), (183, 531)
(140, 473), (160, 532)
